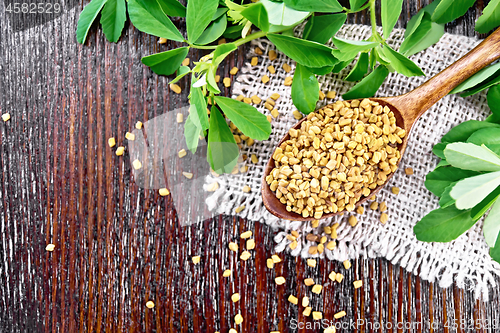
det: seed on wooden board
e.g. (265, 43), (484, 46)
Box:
(268, 65), (276, 74)
(176, 113), (184, 123)
(231, 293), (240, 302)
(251, 57), (258, 66)
(343, 260), (352, 270)
(284, 77), (293, 86)
(182, 58), (190, 66)
(328, 271), (336, 281)
(304, 278), (315, 286)
(108, 137), (116, 147)
(269, 50), (277, 61)
(380, 213), (389, 224)
(229, 242), (238, 252)
(283, 63), (291, 73)
(240, 250), (251, 261)
(125, 132), (135, 141)
(178, 149), (187, 158)
(158, 37), (167, 44)
(307, 259), (316, 267)
(234, 314), (243, 325)
(183, 172), (193, 179)
(303, 307), (312, 316)
(192, 256), (200, 264)
(251, 95), (261, 104)
(348, 216), (358, 227)
(230, 67), (239, 75)
(228, 329), (237, 333)
(115, 146), (125, 156)
(288, 295), (298, 305)
(132, 159), (142, 170)
(270, 93), (280, 100)
(354, 280), (363, 289)
(223, 269), (231, 277)
(262, 75), (270, 84)
(170, 83), (182, 94)
(159, 188), (170, 196)
(301, 296), (310, 307)
(146, 301), (155, 308)
(325, 326), (336, 333)
(223, 77), (231, 87)
(267, 258), (274, 268)
(405, 167), (414, 175)
(242, 185), (251, 193)
(275, 276), (286, 285)
(292, 110), (302, 120)
(312, 284), (323, 294)
(241, 230), (252, 239)
(391, 186), (400, 194)
(272, 254), (281, 263)
(312, 312), (323, 320)
(334, 311), (346, 319)
(336, 273), (344, 283)
(206, 182), (219, 192)
(246, 239), (255, 250)
(135, 121), (143, 129)
(45, 244), (55, 252)
(215, 75), (220, 83)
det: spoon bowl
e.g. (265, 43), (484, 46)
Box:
(262, 27), (500, 221)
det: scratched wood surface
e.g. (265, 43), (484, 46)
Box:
(1, 0), (499, 332)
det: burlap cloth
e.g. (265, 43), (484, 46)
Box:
(204, 24), (500, 300)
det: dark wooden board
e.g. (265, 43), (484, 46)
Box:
(0, 0), (499, 332)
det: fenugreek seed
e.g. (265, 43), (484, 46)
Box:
(307, 259), (316, 267)
(251, 154), (258, 164)
(370, 201), (379, 210)
(303, 307), (312, 316)
(133, 159), (142, 170)
(319, 91), (325, 100)
(192, 256), (201, 264)
(405, 167), (414, 175)
(125, 132), (135, 141)
(251, 57), (258, 66)
(241, 230), (252, 239)
(328, 271), (336, 281)
(240, 250), (251, 261)
(380, 213), (389, 224)
(356, 206), (365, 214)
(311, 220), (319, 228)
(312, 312), (322, 320)
(267, 258), (274, 268)
(255, 47), (263, 55)
(229, 329), (237, 333)
(304, 278), (315, 286)
(293, 110), (303, 120)
(230, 67), (239, 75)
(215, 75), (220, 83)
(312, 284), (323, 294)
(284, 76), (293, 86)
(236, 95), (244, 102)
(178, 149), (187, 158)
(318, 244), (324, 253)
(288, 295), (298, 305)
(326, 241), (336, 250)
(223, 77), (231, 87)
(115, 146), (125, 156)
(326, 91), (336, 99)
(159, 188), (170, 196)
(268, 65), (276, 74)
(391, 186), (400, 194)
(229, 242), (238, 252)
(223, 269), (231, 277)
(176, 113), (184, 123)
(324, 326), (336, 333)
(336, 273), (344, 283)
(308, 246), (318, 255)
(269, 50), (277, 61)
(348, 216), (358, 227)
(275, 276), (286, 285)
(289, 240), (297, 249)
(146, 300), (155, 308)
(270, 93), (280, 100)
(251, 95), (261, 104)
(334, 311), (346, 319)
(246, 138), (254, 146)
(170, 83), (182, 94)
(235, 205), (246, 213)
(231, 293), (240, 302)
(283, 63), (291, 73)
(379, 201), (387, 212)
(183, 172), (193, 179)
(354, 280), (363, 289)
(108, 137), (116, 147)
(158, 37), (167, 44)
(135, 121), (143, 129)
(46, 243), (55, 251)
(265, 102), (274, 111)
(302, 296), (309, 307)
(246, 239), (255, 250)
(182, 58), (190, 66)
(206, 182), (219, 192)
(262, 75), (270, 84)
(343, 260), (352, 270)
(272, 254), (281, 263)
(242, 185), (251, 193)
(271, 108), (279, 118)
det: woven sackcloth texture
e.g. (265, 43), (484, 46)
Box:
(204, 24), (500, 299)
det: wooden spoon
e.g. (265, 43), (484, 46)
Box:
(262, 27), (500, 221)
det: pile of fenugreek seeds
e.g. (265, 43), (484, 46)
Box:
(265, 98), (406, 219)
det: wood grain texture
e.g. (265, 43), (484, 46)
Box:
(0, 1), (499, 332)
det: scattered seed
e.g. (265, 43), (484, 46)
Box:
(176, 113), (184, 123)
(379, 201), (387, 212)
(170, 83), (182, 94)
(348, 216), (358, 227)
(311, 220), (319, 228)
(288, 295), (298, 305)
(334, 311), (346, 319)
(268, 65), (276, 74)
(284, 76), (293, 86)
(132, 159), (142, 170)
(283, 63), (291, 73)
(223, 269), (231, 277)
(380, 213), (389, 224)
(234, 314), (243, 325)
(158, 37), (167, 44)
(353, 280), (363, 289)
(326, 241), (336, 250)
(223, 77), (231, 87)
(251, 57), (258, 66)
(343, 260), (352, 270)
(325, 326), (336, 333)
(265, 102), (274, 111)
(308, 246), (318, 255)
(356, 206), (365, 214)
(246, 138), (254, 146)
(183, 172), (193, 179)
(370, 195), (376, 201)
(236, 95), (245, 102)
(312, 284), (323, 294)
(235, 205), (246, 213)
(206, 182), (219, 192)
(125, 132), (135, 141)
(292, 110), (303, 120)
(319, 91), (325, 100)
(318, 243), (324, 253)
(240, 165), (249, 173)
(229, 242), (238, 252)
(391, 186), (400, 194)
(135, 121), (143, 129)
(304, 278), (315, 286)
(215, 75), (220, 83)
(244, 97), (252, 104)
(192, 256), (201, 264)
(405, 167), (414, 175)
(242, 185), (251, 193)
(270, 93), (280, 100)
(230, 67), (239, 75)
(267, 258), (274, 269)
(326, 91), (336, 99)
(115, 146), (125, 156)
(272, 254), (281, 263)
(307, 259), (316, 267)
(146, 301), (155, 308)
(251, 95), (262, 104)
(262, 75), (270, 84)
(45, 244), (55, 252)
(182, 58), (190, 66)
(312, 311), (323, 320)
(251, 154), (259, 164)
(269, 50), (277, 61)
(370, 202), (379, 211)
(241, 230), (252, 239)
(303, 307), (312, 317)
(231, 293), (240, 302)
(228, 329), (237, 333)
(271, 108), (279, 118)
(178, 149), (187, 158)
(108, 137), (116, 147)
(159, 188), (170, 196)
(336, 273), (344, 283)
(275, 276), (286, 285)
(328, 271), (336, 281)
(289, 240), (298, 249)
(246, 239), (255, 250)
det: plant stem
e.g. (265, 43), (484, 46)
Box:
(343, 1), (372, 14)
(369, 0), (384, 42)
(234, 30), (267, 47)
(187, 42), (218, 50)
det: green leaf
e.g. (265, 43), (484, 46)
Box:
(444, 142), (500, 172)
(405, 9), (425, 38)
(158, 0), (186, 17)
(214, 96), (272, 140)
(76, 0), (108, 44)
(424, 166), (479, 197)
(378, 45), (425, 77)
(187, 0), (219, 43)
(381, 0), (403, 39)
(451, 171), (500, 209)
(190, 78), (210, 131)
(471, 186), (500, 221)
(436, 159), (450, 168)
(450, 62), (500, 95)
(441, 120), (500, 143)
(223, 24), (244, 39)
(267, 34), (339, 68)
(401, 12), (445, 57)
(331, 58), (355, 73)
(431, 0), (475, 24)
(291, 64), (319, 114)
(206, 67), (221, 94)
(438, 183), (457, 208)
(100, 0), (126, 43)
(342, 65), (389, 100)
(303, 13), (346, 44)
(170, 66), (191, 84)
(128, 0), (184, 41)
(213, 43), (237, 66)
(488, 84), (500, 118)
(461, 73), (500, 97)
(345, 52), (369, 81)
(476, 0), (500, 33)
(195, 14), (227, 45)
(467, 127), (500, 146)
(141, 47), (189, 76)
(432, 142), (447, 159)
(241, 3), (269, 32)
(331, 37), (379, 61)
(260, 0), (310, 29)
(283, 0), (342, 13)
(207, 106), (239, 174)
(307, 65), (335, 75)
(349, 0), (367, 11)
(491, 234), (500, 263)
(414, 205), (476, 242)
(184, 113), (201, 154)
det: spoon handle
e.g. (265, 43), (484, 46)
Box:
(386, 27), (500, 126)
